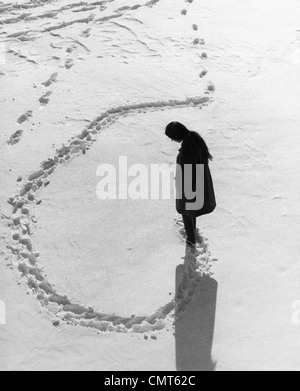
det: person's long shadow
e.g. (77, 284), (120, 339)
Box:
(175, 246), (218, 371)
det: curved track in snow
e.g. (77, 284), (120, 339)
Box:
(6, 95), (216, 333)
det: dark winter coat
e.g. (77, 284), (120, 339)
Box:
(175, 131), (216, 217)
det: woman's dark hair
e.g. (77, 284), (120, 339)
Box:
(165, 122), (213, 161)
(165, 122), (190, 142)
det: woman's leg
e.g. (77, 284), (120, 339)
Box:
(182, 215), (196, 245)
(193, 217), (197, 230)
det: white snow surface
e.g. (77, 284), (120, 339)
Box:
(0, 0), (300, 371)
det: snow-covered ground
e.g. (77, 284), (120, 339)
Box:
(0, 0), (300, 371)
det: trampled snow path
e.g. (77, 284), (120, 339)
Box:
(5, 94), (216, 333)
(0, 0), (160, 35)
(2, 0), (217, 334)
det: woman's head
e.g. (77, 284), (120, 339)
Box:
(165, 121), (213, 161)
(165, 122), (190, 143)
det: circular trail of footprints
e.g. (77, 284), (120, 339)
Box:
(5, 95), (217, 334)
(4, 0), (217, 335)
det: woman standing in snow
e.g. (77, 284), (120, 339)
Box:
(165, 122), (216, 247)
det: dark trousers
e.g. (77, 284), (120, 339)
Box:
(182, 215), (197, 244)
